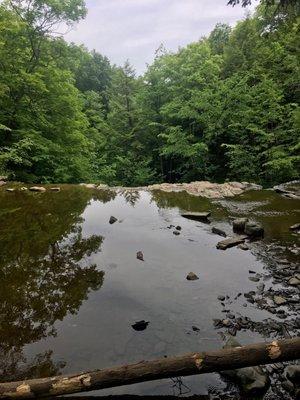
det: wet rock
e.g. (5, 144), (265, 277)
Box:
(216, 236), (247, 250)
(212, 227), (227, 237)
(249, 276), (260, 282)
(109, 216), (118, 224)
(175, 226), (182, 231)
(285, 365), (300, 385)
(245, 221), (264, 238)
(181, 211), (211, 222)
(132, 320), (149, 331)
(20, 187), (28, 191)
(222, 337), (270, 396)
(238, 243), (249, 251)
(288, 276), (300, 286)
(6, 188), (14, 192)
(136, 251), (144, 261)
(50, 187), (60, 192)
(186, 272), (199, 281)
(218, 295), (226, 301)
(290, 223), (300, 231)
(29, 186), (46, 192)
(173, 230), (180, 236)
(273, 295), (287, 305)
(233, 218), (248, 233)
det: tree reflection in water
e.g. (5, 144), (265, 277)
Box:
(0, 186), (105, 381)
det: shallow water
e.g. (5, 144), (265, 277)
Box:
(0, 185), (299, 397)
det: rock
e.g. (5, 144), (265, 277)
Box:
(186, 272), (199, 281)
(132, 320), (149, 331)
(0, 180), (6, 187)
(216, 236), (247, 250)
(249, 276), (260, 282)
(109, 216), (118, 224)
(181, 211), (211, 222)
(0, 175), (8, 181)
(222, 337), (270, 395)
(29, 186), (46, 192)
(273, 295), (287, 305)
(238, 243), (249, 251)
(136, 251), (144, 261)
(97, 184), (109, 189)
(50, 187), (60, 192)
(85, 183), (96, 189)
(192, 326), (200, 332)
(233, 218), (248, 233)
(173, 230), (180, 236)
(245, 222), (264, 238)
(175, 226), (182, 231)
(218, 295), (226, 301)
(212, 227), (227, 237)
(20, 187), (28, 191)
(288, 276), (300, 286)
(290, 223), (300, 231)
(285, 365), (300, 385)
(6, 188), (14, 192)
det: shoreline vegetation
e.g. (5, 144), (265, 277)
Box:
(0, 1), (299, 187)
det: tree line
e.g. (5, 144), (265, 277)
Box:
(0, 0), (299, 186)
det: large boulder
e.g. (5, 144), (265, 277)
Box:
(221, 337), (270, 396)
(245, 221), (264, 238)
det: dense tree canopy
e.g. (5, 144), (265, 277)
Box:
(0, 0), (299, 186)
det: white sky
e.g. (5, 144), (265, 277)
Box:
(66, 0), (259, 74)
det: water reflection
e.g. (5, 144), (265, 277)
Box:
(0, 186), (105, 381)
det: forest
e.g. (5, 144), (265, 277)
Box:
(0, 0), (299, 186)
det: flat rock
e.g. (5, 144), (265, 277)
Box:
(186, 272), (199, 281)
(29, 186), (46, 192)
(6, 188), (14, 192)
(50, 187), (60, 192)
(273, 295), (287, 305)
(181, 211), (211, 221)
(216, 236), (246, 250)
(288, 276), (300, 286)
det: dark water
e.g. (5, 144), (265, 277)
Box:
(0, 185), (299, 397)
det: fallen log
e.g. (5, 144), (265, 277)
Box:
(1, 338), (299, 399)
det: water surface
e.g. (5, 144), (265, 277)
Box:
(0, 185), (299, 397)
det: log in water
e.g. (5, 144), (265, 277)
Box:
(0, 338), (299, 399)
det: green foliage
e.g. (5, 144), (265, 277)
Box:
(0, 0), (298, 185)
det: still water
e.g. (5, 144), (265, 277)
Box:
(0, 185), (299, 396)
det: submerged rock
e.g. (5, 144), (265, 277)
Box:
(29, 186), (46, 192)
(132, 320), (149, 331)
(212, 227), (227, 237)
(186, 272), (199, 281)
(222, 337), (270, 396)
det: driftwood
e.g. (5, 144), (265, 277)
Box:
(0, 338), (299, 399)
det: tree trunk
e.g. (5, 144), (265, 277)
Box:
(0, 338), (299, 399)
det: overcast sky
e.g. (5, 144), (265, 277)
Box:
(66, 0), (258, 74)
